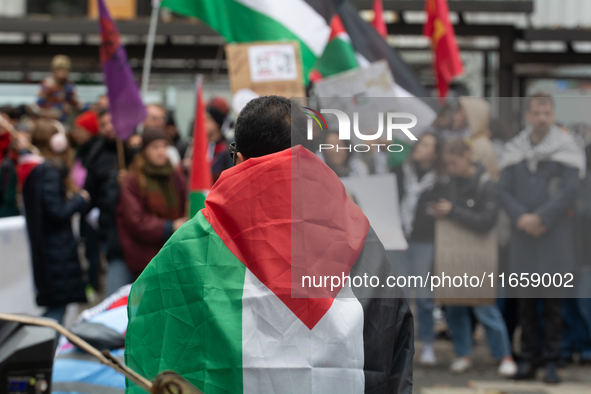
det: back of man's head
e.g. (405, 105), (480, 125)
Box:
(234, 95), (307, 159)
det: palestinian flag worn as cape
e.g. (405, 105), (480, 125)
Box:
(125, 146), (414, 394)
(160, 0), (334, 83)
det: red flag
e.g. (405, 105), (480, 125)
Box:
(371, 0), (388, 38)
(188, 75), (213, 217)
(424, 0), (463, 99)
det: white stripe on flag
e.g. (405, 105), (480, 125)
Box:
(355, 52), (371, 68)
(354, 52), (437, 132)
(236, 0), (330, 55)
(242, 269), (365, 393)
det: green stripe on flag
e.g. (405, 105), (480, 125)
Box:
(313, 36), (359, 77)
(125, 211), (245, 394)
(161, 0), (317, 83)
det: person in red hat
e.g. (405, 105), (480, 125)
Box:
(70, 110), (102, 293)
(70, 111), (99, 185)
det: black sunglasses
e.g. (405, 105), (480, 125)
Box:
(229, 142), (238, 165)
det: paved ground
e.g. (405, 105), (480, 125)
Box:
(414, 326), (591, 393)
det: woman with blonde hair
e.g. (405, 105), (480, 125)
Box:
(22, 119), (90, 324)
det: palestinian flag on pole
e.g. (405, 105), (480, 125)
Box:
(313, 0), (433, 102)
(125, 146), (414, 393)
(310, 0), (435, 167)
(160, 0), (334, 83)
(313, 15), (359, 77)
(188, 75), (212, 218)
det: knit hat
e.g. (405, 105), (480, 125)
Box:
(206, 96), (229, 129)
(142, 128), (172, 150)
(73, 111), (98, 135)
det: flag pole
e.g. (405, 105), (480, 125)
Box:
(141, 0), (160, 98)
(116, 137), (126, 170)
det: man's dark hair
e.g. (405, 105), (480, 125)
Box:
(527, 92), (554, 111)
(234, 95), (307, 159)
(166, 111), (176, 127)
(0, 106), (19, 121)
(98, 108), (110, 119)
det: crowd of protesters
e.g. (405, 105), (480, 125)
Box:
(2, 55), (591, 385)
(311, 94), (591, 383)
(0, 56), (234, 322)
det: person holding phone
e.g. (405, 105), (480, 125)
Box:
(433, 139), (517, 376)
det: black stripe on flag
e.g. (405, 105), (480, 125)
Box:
(303, 0), (338, 24)
(350, 226), (414, 394)
(337, 0), (435, 105)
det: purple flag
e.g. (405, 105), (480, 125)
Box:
(98, 0), (146, 141)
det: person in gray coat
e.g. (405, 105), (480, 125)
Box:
(498, 94), (584, 383)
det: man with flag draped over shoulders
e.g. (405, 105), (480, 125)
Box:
(125, 96), (414, 394)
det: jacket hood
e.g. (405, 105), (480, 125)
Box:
(458, 97), (490, 139)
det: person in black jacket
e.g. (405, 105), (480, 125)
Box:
(433, 139), (517, 377)
(22, 119), (90, 324)
(390, 132), (445, 366)
(84, 109), (136, 295)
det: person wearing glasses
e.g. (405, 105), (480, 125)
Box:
(125, 96), (414, 394)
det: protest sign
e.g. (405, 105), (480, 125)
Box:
(340, 174), (407, 251)
(225, 41), (306, 113)
(434, 218), (497, 305)
(315, 60), (436, 140)
(0, 216), (42, 315)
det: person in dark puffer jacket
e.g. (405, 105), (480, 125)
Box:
(22, 120), (91, 324)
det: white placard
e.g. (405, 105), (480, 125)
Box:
(315, 60), (436, 140)
(248, 44), (298, 82)
(0, 216), (43, 315)
(232, 88), (260, 114)
(340, 174), (408, 251)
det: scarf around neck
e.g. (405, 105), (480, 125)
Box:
(499, 125), (585, 179)
(400, 161), (437, 236)
(143, 160), (180, 219)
